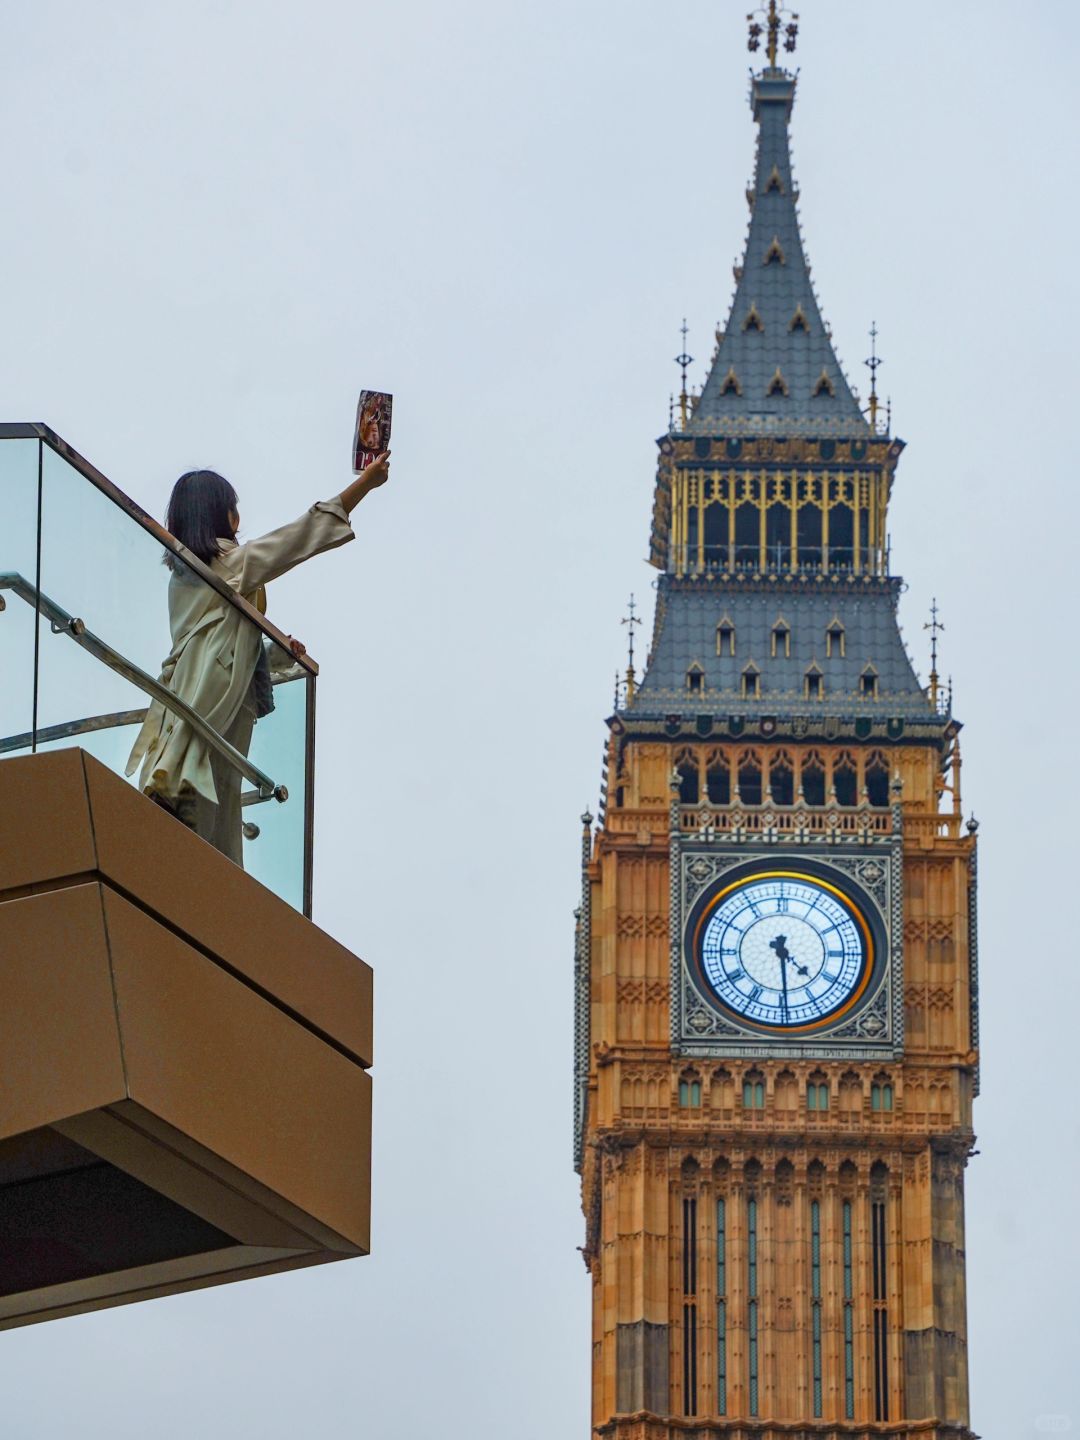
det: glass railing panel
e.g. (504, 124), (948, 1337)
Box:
(0, 437), (40, 748)
(0, 438), (43, 751)
(245, 670), (308, 913)
(0, 434), (312, 913)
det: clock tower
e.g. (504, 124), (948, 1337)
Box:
(574, 10), (979, 1437)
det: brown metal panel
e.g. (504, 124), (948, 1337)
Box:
(101, 889), (371, 1252)
(0, 884), (127, 1140)
(0, 751), (97, 894)
(81, 753), (373, 1067)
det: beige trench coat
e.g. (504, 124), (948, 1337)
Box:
(126, 496), (353, 803)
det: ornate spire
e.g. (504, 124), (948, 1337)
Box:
(924, 598), (945, 709)
(674, 320), (693, 430)
(865, 321), (883, 429)
(690, 25), (868, 438)
(621, 593), (642, 701)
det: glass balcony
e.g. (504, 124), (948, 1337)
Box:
(0, 424), (314, 915)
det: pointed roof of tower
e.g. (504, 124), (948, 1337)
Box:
(690, 70), (869, 438)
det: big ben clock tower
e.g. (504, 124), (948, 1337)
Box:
(573, 8), (979, 1437)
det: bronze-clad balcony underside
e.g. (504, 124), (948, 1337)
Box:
(0, 749), (372, 1328)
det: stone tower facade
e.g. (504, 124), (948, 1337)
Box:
(574, 25), (978, 1440)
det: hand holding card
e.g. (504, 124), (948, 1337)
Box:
(353, 390), (393, 473)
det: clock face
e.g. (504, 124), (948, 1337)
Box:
(692, 870), (874, 1033)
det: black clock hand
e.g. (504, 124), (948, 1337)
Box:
(770, 932), (810, 978)
(769, 934), (792, 1019)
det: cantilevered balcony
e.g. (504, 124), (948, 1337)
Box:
(0, 425), (372, 1327)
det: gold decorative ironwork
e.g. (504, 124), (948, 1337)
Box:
(747, 2), (799, 68)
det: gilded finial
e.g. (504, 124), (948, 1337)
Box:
(747, 2), (799, 68)
(865, 321), (883, 430)
(674, 320), (693, 430)
(621, 594), (642, 701)
(924, 598), (945, 708)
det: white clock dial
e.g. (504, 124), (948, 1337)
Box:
(693, 871), (872, 1032)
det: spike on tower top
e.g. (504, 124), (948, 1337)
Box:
(621, 594), (642, 700)
(674, 320), (693, 429)
(747, 2), (799, 69)
(865, 321), (883, 430)
(925, 598), (945, 709)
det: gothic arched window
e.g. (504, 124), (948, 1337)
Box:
(742, 1071), (765, 1109)
(830, 503), (854, 568)
(770, 750), (794, 806)
(738, 749), (763, 804)
(706, 751), (731, 805)
(766, 504), (790, 568)
(871, 1077), (894, 1112)
(798, 503), (822, 567)
(802, 750), (826, 806)
(675, 748), (699, 806)
(734, 502), (758, 567)
(866, 750), (890, 807)
(806, 1071), (829, 1111)
(834, 751), (858, 807)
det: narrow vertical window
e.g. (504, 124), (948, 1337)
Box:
(811, 1200), (822, 1417)
(682, 1197), (697, 1416)
(748, 1196), (759, 1417)
(843, 1200), (855, 1419)
(716, 1198), (727, 1415)
(872, 1176), (890, 1421)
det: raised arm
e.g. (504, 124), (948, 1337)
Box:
(339, 451), (391, 514)
(221, 453), (391, 597)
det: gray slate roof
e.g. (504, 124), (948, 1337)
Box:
(690, 71), (870, 438)
(629, 581), (933, 721)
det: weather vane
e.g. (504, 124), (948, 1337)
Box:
(924, 598), (945, 707)
(747, 2), (799, 68)
(674, 319), (693, 429)
(622, 594), (642, 701)
(865, 321), (883, 429)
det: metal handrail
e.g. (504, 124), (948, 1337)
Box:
(0, 572), (286, 802)
(0, 708), (147, 756)
(0, 422), (318, 677)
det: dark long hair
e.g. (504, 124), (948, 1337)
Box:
(164, 469), (238, 569)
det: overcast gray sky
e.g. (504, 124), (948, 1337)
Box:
(1, 1), (1077, 1435)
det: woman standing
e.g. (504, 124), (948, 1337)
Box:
(127, 453), (389, 862)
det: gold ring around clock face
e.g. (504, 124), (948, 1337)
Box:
(691, 869), (874, 1033)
